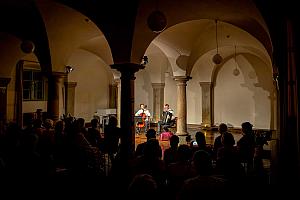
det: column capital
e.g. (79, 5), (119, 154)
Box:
(65, 82), (77, 87)
(52, 71), (67, 79)
(152, 83), (165, 89)
(114, 78), (121, 84)
(174, 76), (191, 86)
(199, 81), (213, 87)
(111, 63), (145, 73)
(0, 77), (11, 87)
(174, 76), (192, 82)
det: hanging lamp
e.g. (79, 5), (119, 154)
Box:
(233, 45), (240, 76)
(20, 40), (35, 53)
(147, 0), (167, 33)
(212, 20), (223, 65)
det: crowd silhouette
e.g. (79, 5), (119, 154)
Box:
(0, 114), (272, 198)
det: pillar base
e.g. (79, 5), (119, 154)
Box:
(201, 123), (212, 128)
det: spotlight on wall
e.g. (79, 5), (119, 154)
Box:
(141, 56), (149, 66)
(65, 65), (74, 74)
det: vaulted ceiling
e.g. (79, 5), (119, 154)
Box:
(1, 0), (293, 76)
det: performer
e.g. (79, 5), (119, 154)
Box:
(135, 104), (151, 133)
(157, 104), (175, 134)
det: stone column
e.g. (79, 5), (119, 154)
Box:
(277, 19), (300, 182)
(0, 78), (11, 127)
(174, 76), (191, 135)
(64, 82), (77, 116)
(151, 83), (165, 122)
(115, 79), (121, 127)
(109, 82), (118, 109)
(111, 63), (144, 161)
(47, 72), (66, 121)
(199, 82), (213, 127)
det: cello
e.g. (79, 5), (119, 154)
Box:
(136, 112), (147, 133)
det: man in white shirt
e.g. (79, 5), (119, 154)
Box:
(135, 104), (151, 133)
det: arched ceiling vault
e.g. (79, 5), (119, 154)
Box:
(0, 0), (52, 73)
(37, 0), (113, 72)
(148, 19), (271, 77)
(52, 0), (272, 66)
(0, 0), (273, 76)
(132, 0), (273, 67)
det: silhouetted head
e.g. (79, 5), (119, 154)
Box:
(55, 120), (64, 133)
(177, 144), (192, 161)
(221, 132), (235, 147)
(170, 135), (179, 148)
(241, 121), (253, 134)
(219, 123), (228, 134)
(44, 119), (54, 129)
(195, 131), (206, 147)
(77, 118), (85, 127)
(108, 116), (118, 127)
(91, 118), (98, 128)
(128, 174), (157, 200)
(144, 138), (161, 159)
(192, 150), (212, 175)
(146, 129), (156, 139)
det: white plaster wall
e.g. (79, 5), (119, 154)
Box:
(214, 65), (255, 127)
(164, 74), (177, 116)
(68, 49), (113, 122)
(135, 44), (169, 116)
(214, 55), (272, 129)
(135, 69), (153, 115)
(187, 68), (202, 125)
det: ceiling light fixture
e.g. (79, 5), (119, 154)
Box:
(147, 0), (167, 33)
(20, 40), (35, 54)
(212, 20), (223, 65)
(233, 45), (240, 76)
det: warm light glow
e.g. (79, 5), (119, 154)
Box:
(65, 66), (74, 73)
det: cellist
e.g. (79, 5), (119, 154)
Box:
(135, 104), (151, 133)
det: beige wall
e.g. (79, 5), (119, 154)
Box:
(214, 55), (273, 129)
(187, 69), (202, 125)
(164, 74), (177, 116)
(23, 101), (47, 113)
(135, 69), (153, 115)
(67, 49), (113, 122)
